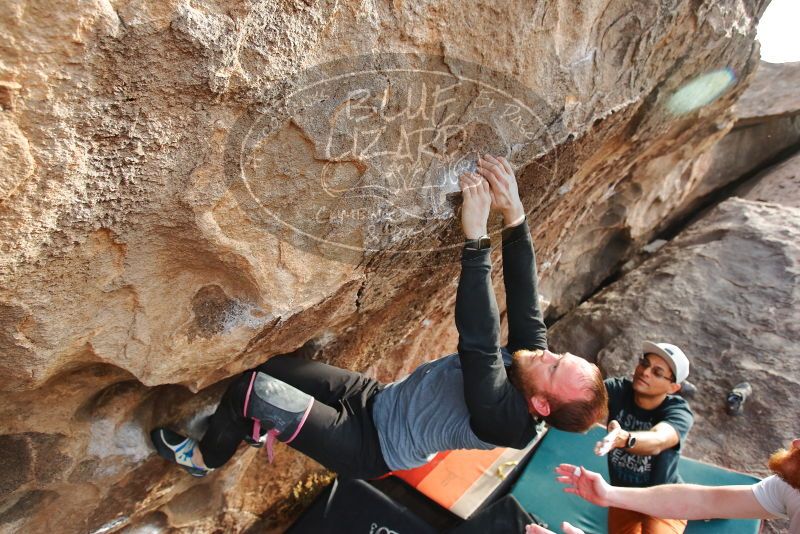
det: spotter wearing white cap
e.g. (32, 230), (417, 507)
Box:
(642, 341), (690, 384)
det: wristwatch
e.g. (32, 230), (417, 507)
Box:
(465, 234), (491, 250)
(622, 431), (637, 449)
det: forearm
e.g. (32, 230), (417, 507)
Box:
(606, 484), (770, 520)
(622, 429), (673, 456)
(501, 218), (547, 352)
(456, 245), (517, 439)
(456, 247), (500, 358)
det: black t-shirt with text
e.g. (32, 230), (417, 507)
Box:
(604, 377), (694, 488)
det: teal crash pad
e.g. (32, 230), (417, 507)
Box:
(510, 426), (761, 533)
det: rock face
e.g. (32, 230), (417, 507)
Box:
(0, 1), (778, 532)
(548, 193), (800, 531)
(540, 60), (800, 318)
(736, 149), (800, 208)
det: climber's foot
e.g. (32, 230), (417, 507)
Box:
(150, 428), (213, 477)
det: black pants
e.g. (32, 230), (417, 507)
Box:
(199, 355), (390, 480)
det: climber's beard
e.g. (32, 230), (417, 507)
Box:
(768, 444), (800, 491)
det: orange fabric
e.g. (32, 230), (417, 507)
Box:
(395, 448), (506, 509)
(608, 506), (688, 534)
(394, 450), (451, 486)
(414, 447), (506, 508)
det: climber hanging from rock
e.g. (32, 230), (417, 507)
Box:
(150, 154), (608, 479)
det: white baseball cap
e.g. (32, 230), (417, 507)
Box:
(642, 341), (690, 383)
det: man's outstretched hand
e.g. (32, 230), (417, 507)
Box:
(555, 463), (612, 507)
(476, 154), (525, 227)
(526, 521), (585, 534)
(595, 419), (624, 456)
(524, 464), (611, 534)
(459, 171), (492, 240)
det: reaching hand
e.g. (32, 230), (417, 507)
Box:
(476, 154), (524, 226)
(555, 463), (612, 507)
(526, 521), (586, 534)
(459, 172), (492, 239)
(595, 420), (623, 456)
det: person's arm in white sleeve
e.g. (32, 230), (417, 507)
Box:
(555, 464), (780, 520)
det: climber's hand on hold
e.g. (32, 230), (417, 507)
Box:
(477, 154), (524, 228)
(459, 171), (493, 240)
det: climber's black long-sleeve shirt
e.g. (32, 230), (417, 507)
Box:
(456, 218), (548, 447)
(372, 219), (547, 470)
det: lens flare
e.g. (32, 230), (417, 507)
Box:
(666, 68), (737, 116)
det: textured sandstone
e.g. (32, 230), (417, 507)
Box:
(735, 60), (800, 123)
(541, 60), (800, 318)
(0, 1), (778, 532)
(736, 149), (800, 208)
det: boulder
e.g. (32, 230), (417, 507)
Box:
(735, 61), (800, 123)
(736, 149), (800, 208)
(0, 1), (777, 531)
(541, 61), (800, 318)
